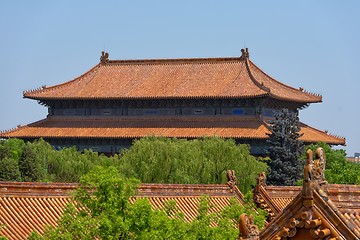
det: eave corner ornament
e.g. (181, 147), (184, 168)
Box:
(239, 213), (259, 240)
(227, 170), (237, 192)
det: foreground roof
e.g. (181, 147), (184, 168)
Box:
(253, 175), (360, 221)
(23, 50), (322, 103)
(0, 182), (76, 240)
(242, 148), (360, 240)
(0, 179), (243, 240)
(132, 182), (244, 222)
(0, 116), (345, 145)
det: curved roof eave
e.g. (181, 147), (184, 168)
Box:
(25, 93), (271, 101)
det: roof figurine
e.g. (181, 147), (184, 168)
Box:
(226, 169), (237, 192)
(239, 213), (260, 240)
(241, 48), (250, 59)
(100, 51), (109, 64)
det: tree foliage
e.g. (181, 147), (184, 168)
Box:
(0, 137), (267, 194)
(0, 138), (114, 182)
(0, 138), (24, 181)
(306, 142), (360, 185)
(27, 166), (266, 240)
(119, 137), (268, 193)
(266, 109), (304, 185)
(19, 144), (46, 181)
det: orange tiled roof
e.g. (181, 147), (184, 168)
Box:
(23, 54), (322, 103)
(0, 182), (244, 240)
(255, 184), (360, 215)
(0, 116), (345, 145)
(0, 182), (77, 240)
(254, 183), (360, 227)
(257, 148), (360, 240)
(132, 183), (244, 223)
(254, 173), (360, 238)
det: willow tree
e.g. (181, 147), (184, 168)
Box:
(118, 136), (268, 193)
(28, 166), (265, 240)
(266, 109), (304, 185)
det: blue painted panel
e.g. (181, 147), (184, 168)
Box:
(232, 108), (244, 115)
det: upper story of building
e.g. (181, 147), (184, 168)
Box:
(23, 49), (322, 119)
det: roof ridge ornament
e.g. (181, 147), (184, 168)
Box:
(100, 51), (109, 64)
(226, 170), (237, 192)
(241, 48), (250, 59)
(303, 147), (328, 207)
(239, 213), (260, 240)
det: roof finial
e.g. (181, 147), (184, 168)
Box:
(226, 170), (237, 192)
(241, 48), (250, 59)
(239, 213), (259, 239)
(302, 147), (328, 205)
(100, 51), (109, 64)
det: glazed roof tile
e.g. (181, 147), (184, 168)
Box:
(0, 116), (345, 145)
(23, 55), (322, 103)
(132, 183), (244, 222)
(257, 148), (360, 240)
(0, 182), (76, 240)
(0, 182), (243, 240)
(255, 184), (360, 217)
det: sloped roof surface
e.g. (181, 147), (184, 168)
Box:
(23, 54), (322, 103)
(0, 182), (76, 240)
(256, 184), (360, 215)
(132, 183), (244, 223)
(0, 116), (345, 145)
(256, 148), (360, 240)
(0, 182), (243, 240)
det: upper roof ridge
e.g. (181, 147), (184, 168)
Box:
(106, 56), (244, 65)
(99, 50), (244, 66)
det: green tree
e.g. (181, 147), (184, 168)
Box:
(0, 139), (25, 181)
(19, 144), (46, 181)
(0, 137), (267, 193)
(29, 166), (265, 240)
(266, 109), (304, 185)
(1, 222), (8, 240)
(0, 157), (21, 181)
(119, 137), (267, 193)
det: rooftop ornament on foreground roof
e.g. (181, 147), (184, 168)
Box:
(253, 172), (277, 221)
(273, 148), (335, 239)
(226, 170), (237, 192)
(303, 147), (328, 208)
(239, 213), (260, 240)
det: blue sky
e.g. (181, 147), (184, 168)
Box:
(1, 1), (359, 155)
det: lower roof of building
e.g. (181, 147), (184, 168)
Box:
(0, 116), (345, 145)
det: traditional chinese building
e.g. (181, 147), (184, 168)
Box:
(0, 49), (345, 154)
